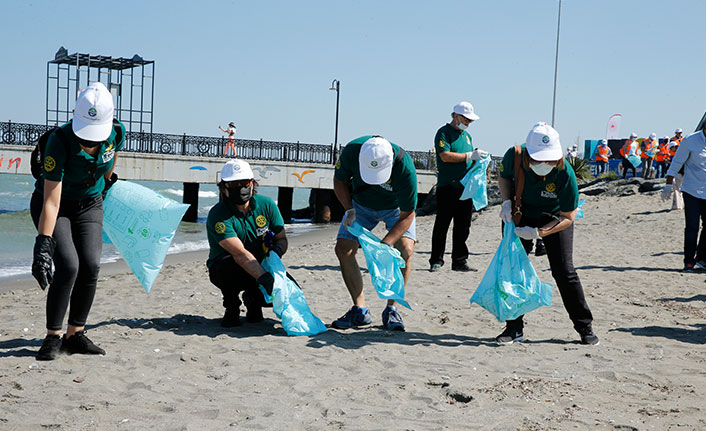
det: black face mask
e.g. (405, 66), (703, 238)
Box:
(227, 185), (253, 205)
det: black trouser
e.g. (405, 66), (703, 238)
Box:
(622, 158), (635, 178)
(682, 192), (706, 266)
(30, 192), (104, 331)
(596, 160), (607, 175)
(505, 215), (593, 333)
(429, 185), (473, 266)
(208, 256), (269, 313)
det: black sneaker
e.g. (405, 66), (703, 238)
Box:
(695, 260), (706, 271)
(534, 240), (547, 256)
(61, 331), (105, 355)
(429, 263), (442, 273)
(246, 306), (264, 323)
(36, 334), (62, 361)
(451, 262), (477, 272)
(495, 327), (523, 344)
(221, 308), (242, 327)
(683, 263), (697, 273)
(578, 327), (599, 345)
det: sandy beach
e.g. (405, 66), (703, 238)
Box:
(1, 187), (704, 430)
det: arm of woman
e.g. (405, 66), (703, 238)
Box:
(38, 179), (62, 236)
(538, 209), (577, 238)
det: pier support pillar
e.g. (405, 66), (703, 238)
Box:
(278, 187), (293, 223)
(183, 182), (199, 222)
(312, 189), (345, 223)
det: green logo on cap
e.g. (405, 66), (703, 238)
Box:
(370, 161), (378, 167)
(88, 108), (97, 117)
(542, 135), (550, 144)
(234, 164), (241, 171)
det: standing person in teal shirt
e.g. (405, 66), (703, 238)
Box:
(332, 136), (417, 331)
(429, 101), (488, 272)
(206, 159), (287, 327)
(30, 82), (124, 360)
(495, 122), (597, 345)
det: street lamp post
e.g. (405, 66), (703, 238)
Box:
(551, 0), (562, 127)
(330, 79), (340, 155)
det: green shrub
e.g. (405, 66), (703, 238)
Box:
(567, 157), (592, 181)
(599, 171), (620, 181)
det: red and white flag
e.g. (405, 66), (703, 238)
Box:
(606, 114), (622, 139)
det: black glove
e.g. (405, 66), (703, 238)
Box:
(257, 272), (275, 296)
(32, 234), (56, 290)
(102, 173), (118, 197)
(270, 244), (284, 258)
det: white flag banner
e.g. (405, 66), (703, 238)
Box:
(606, 114), (622, 139)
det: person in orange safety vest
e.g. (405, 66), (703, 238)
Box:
(640, 133), (658, 178)
(595, 139), (612, 175)
(620, 132), (640, 179)
(655, 138), (671, 178)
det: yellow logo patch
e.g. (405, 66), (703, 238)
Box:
(335, 159), (341, 169)
(466, 136), (470, 144)
(545, 183), (556, 193)
(44, 156), (56, 172)
(105, 142), (114, 152)
(498, 162), (503, 173)
(215, 222), (226, 234)
(439, 140), (446, 148)
(256, 215), (267, 228)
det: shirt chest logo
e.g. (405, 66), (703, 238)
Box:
(541, 182), (558, 199)
(256, 215), (267, 228)
(102, 149), (115, 163)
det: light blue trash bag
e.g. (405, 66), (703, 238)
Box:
(576, 200), (585, 219)
(260, 253), (327, 336)
(470, 222), (553, 321)
(628, 154), (641, 169)
(346, 222), (411, 309)
(102, 181), (189, 292)
(459, 155), (491, 210)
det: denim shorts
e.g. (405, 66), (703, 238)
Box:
(337, 200), (416, 242)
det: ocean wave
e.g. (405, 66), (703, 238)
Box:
(161, 188), (218, 198)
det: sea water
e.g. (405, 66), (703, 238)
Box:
(0, 173), (316, 281)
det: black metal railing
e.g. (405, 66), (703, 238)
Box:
(0, 120), (435, 169)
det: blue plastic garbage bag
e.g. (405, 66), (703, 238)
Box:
(346, 222), (411, 310)
(459, 155), (491, 210)
(102, 181), (189, 292)
(260, 253), (327, 336)
(628, 154), (642, 168)
(576, 200), (585, 219)
(469, 222), (553, 321)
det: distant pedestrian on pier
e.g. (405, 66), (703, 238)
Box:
(219, 122), (237, 157)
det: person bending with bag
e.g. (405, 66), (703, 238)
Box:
(496, 122), (598, 345)
(31, 82), (125, 360)
(206, 159), (287, 327)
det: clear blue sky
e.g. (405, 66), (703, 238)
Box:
(1, 0), (703, 156)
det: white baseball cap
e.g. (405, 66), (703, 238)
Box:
(600, 139), (607, 145)
(649, 132), (657, 139)
(220, 159), (254, 182)
(675, 128), (682, 134)
(630, 132), (638, 138)
(452, 101), (480, 121)
(72, 82), (115, 141)
(526, 122), (562, 161)
(359, 136), (394, 185)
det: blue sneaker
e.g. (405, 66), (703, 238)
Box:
(332, 306), (372, 329)
(382, 305), (405, 331)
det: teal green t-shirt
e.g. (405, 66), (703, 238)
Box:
(334, 136), (418, 212)
(34, 120), (125, 201)
(434, 124), (474, 188)
(206, 194), (285, 268)
(499, 145), (578, 219)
